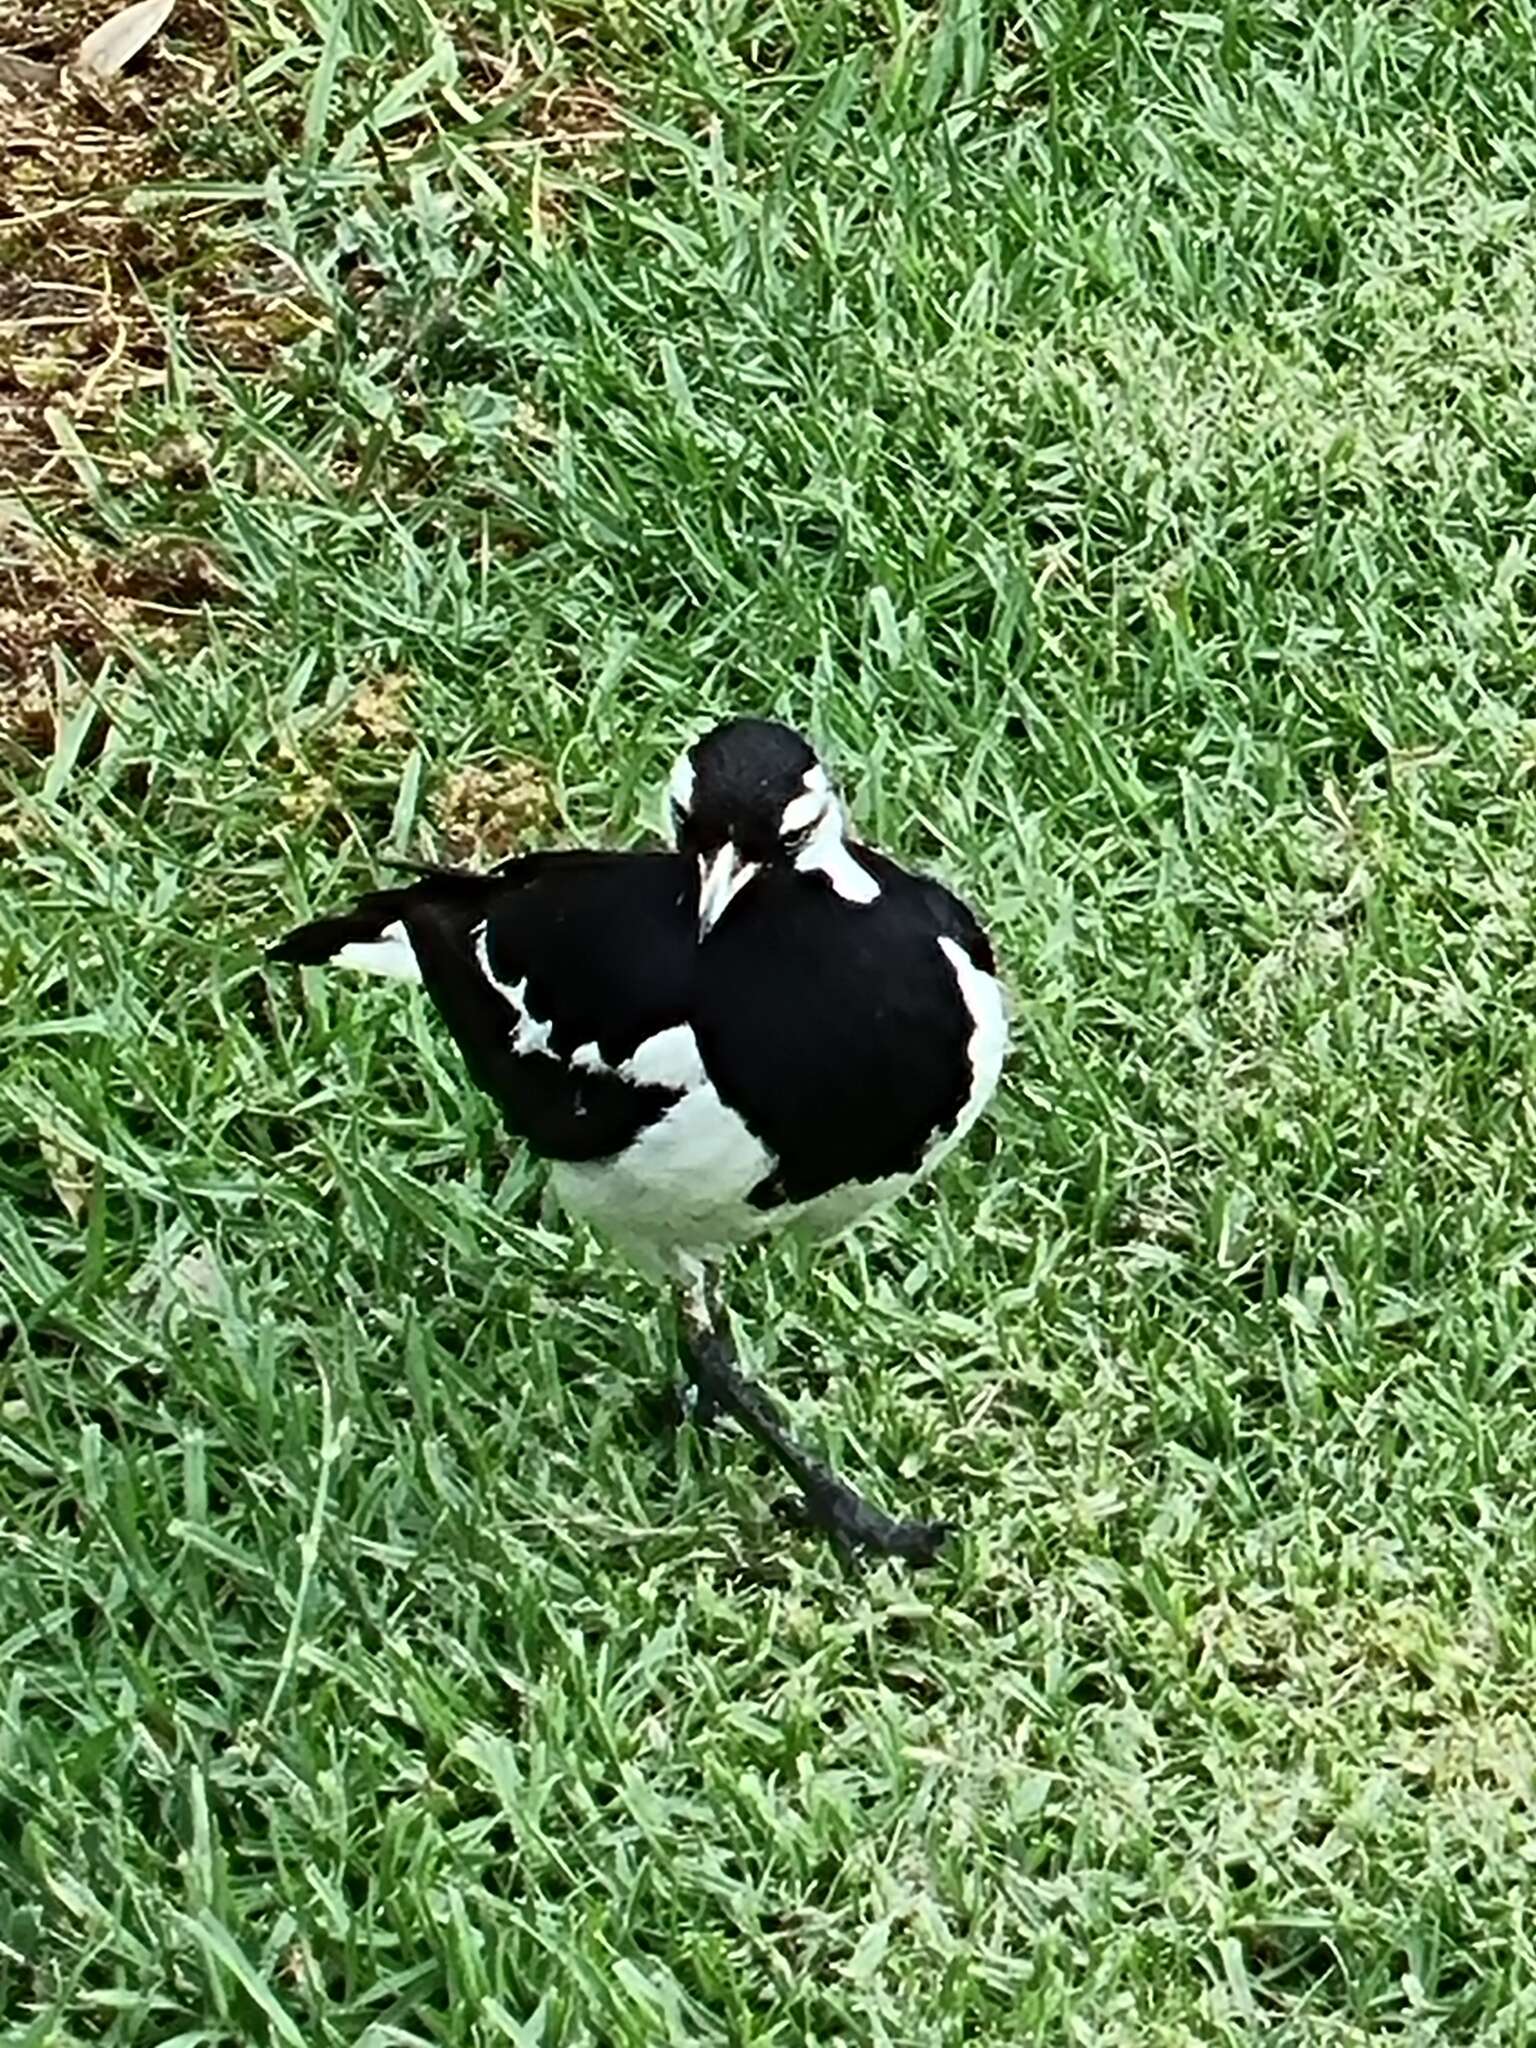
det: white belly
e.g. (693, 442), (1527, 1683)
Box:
(552, 1080), (778, 1268)
(552, 1079), (917, 1268)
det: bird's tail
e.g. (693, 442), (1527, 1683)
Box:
(268, 886), (425, 981)
(270, 854), (546, 982)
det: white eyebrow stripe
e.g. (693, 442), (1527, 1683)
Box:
(780, 787), (828, 834)
(779, 762), (831, 836)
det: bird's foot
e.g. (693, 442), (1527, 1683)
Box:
(674, 1289), (947, 1564)
(775, 1482), (952, 1566)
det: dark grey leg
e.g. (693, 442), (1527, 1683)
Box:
(676, 1281), (950, 1565)
(679, 1265), (730, 1429)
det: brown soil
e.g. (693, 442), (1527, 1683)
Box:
(1, 0), (236, 742)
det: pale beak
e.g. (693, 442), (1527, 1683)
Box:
(697, 844), (758, 937)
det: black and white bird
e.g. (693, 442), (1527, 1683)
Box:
(270, 718), (1006, 1561)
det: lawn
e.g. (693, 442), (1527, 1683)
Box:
(7, 1), (1536, 2040)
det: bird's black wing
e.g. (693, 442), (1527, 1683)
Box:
(858, 849), (997, 973)
(278, 852), (700, 1162)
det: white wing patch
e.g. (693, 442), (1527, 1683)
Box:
(473, 922), (556, 1058)
(563, 1024), (706, 1091)
(622, 1023), (707, 1091)
(333, 919), (422, 982)
(474, 915), (704, 1097)
(510, 986), (554, 1057)
(936, 936), (1007, 1144)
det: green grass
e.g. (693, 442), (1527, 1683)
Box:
(9, 0), (1536, 2039)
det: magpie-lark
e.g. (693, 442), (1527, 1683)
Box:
(270, 717), (1006, 1562)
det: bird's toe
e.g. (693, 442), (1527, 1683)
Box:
(774, 1486), (952, 1566)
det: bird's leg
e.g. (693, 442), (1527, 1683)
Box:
(673, 1262), (729, 1429)
(675, 1282), (950, 1565)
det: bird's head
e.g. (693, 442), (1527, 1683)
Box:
(667, 717), (853, 937)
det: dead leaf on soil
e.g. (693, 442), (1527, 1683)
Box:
(73, 0), (174, 82)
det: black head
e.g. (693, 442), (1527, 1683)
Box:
(666, 717), (844, 934)
(669, 718), (822, 861)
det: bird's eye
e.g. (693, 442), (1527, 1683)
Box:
(780, 799), (828, 856)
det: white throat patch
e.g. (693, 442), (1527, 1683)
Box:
(780, 763), (880, 906)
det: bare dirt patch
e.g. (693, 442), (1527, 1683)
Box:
(0, 516), (230, 750)
(1, 3), (630, 749)
(1, 1), (227, 477)
(1, 2), (226, 739)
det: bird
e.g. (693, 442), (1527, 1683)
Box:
(269, 716), (1006, 1562)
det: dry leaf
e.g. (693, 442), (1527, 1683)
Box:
(35, 1124), (92, 1222)
(167, 1242), (227, 1313)
(73, 0), (175, 82)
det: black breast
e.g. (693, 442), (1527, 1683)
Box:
(692, 853), (986, 1206)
